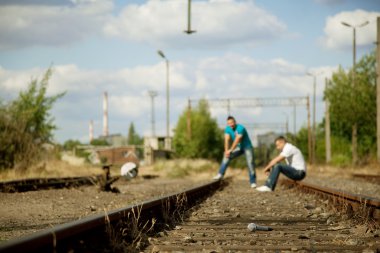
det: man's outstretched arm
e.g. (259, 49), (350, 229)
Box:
(263, 155), (285, 174)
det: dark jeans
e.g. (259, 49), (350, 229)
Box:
(265, 164), (306, 190)
(218, 148), (256, 184)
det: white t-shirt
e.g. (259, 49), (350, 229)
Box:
(280, 143), (306, 171)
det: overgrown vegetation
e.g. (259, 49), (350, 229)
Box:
(153, 159), (219, 178)
(268, 51), (377, 166)
(173, 99), (223, 161)
(0, 68), (65, 171)
(128, 122), (143, 145)
(325, 51), (376, 164)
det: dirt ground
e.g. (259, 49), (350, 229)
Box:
(0, 160), (379, 243)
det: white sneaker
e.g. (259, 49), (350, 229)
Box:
(250, 183), (257, 188)
(256, 185), (272, 192)
(212, 173), (223, 180)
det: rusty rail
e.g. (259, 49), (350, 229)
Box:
(280, 179), (380, 222)
(0, 180), (223, 253)
(0, 175), (105, 193)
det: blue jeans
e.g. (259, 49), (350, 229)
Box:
(218, 148), (256, 184)
(265, 164), (306, 190)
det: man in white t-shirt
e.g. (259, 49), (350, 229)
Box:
(256, 136), (306, 192)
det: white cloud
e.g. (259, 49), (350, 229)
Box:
(0, 0), (113, 50)
(0, 0), (287, 50)
(104, 0), (287, 48)
(0, 54), (334, 142)
(321, 9), (379, 50)
(193, 54), (309, 97)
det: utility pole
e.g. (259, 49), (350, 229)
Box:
(341, 20), (369, 165)
(157, 50), (171, 150)
(307, 96), (312, 165)
(187, 98), (192, 140)
(377, 17), (380, 162)
(285, 114), (289, 134)
(325, 78), (331, 163)
(293, 105), (296, 134)
(148, 91), (158, 137)
(307, 72), (321, 165)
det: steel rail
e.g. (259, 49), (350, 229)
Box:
(0, 175), (103, 193)
(351, 173), (380, 183)
(0, 179), (223, 253)
(281, 179), (380, 207)
(280, 179), (380, 221)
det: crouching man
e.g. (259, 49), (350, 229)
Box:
(256, 136), (306, 192)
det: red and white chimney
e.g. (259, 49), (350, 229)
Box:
(89, 120), (94, 142)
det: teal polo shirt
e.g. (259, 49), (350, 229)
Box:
(225, 124), (252, 149)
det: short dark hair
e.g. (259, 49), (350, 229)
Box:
(275, 136), (287, 143)
(227, 116), (235, 121)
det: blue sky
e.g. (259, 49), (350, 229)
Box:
(0, 0), (379, 144)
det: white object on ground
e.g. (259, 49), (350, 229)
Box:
(121, 162), (138, 180)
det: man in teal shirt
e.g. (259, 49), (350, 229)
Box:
(213, 116), (257, 187)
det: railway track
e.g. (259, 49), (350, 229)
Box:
(144, 178), (380, 252)
(351, 173), (380, 184)
(0, 174), (158, 193)
(1, 176), (379, 252)
(281, 179), (380, 223)
(0, 175), (104, 193)
(0, 180), (223, 253)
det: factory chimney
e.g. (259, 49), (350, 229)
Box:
(103, 92), (109, 136)
(89, 120), (94, 142)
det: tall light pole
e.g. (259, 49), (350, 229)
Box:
(157, 50), (170, 149)
(148, 91), (158, 137)
(341, 20), (369, 165)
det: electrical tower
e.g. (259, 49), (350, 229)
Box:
(188, 96), (312, 164)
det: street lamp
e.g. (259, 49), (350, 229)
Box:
(341, 20), (369, 165)
(157, 50), (170, 149)
(341, 21), (369, 69)
(148, 90), (158, 137)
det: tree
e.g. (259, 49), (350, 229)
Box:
(127, 122), (142, 145)
(0, 68), (65, 170)
(173, 99), (223, 160)
(63, 139), (82, 151)
(90, 139), (109, 146)
(324, 51), (376, 163)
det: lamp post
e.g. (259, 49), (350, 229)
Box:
(157, 50), (170, 150)
(148, 91), (158, 137)
(341, 20), (369, 165)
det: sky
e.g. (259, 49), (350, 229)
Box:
(0, 0), (379, 145)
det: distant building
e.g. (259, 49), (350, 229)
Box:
(98, 134), (128, 147)
(95, 146), (140, 166)
(144, 136), (173, 165)
(257, 132), (279, 148)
